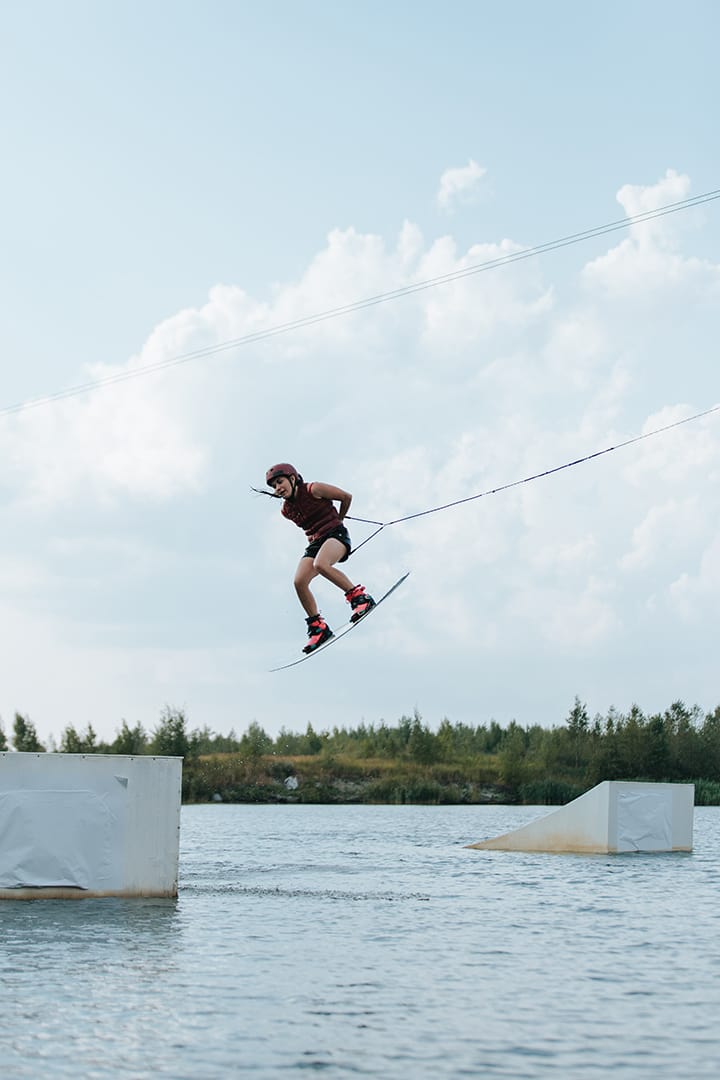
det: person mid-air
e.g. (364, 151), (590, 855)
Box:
(265, 463), (376, 653)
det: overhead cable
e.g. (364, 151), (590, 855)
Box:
(345, 403), (720, 552)
(2, 187), (719, 419)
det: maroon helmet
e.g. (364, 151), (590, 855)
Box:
(266, 463), (297, 486)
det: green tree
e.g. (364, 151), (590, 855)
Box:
(397, 713), (414, 749)
(0, 718), (7, 752)
(59, 723), (98, 753)
(435, 718), (456, 761)
(274, 726), (300, 755)
(566, 696), (589, 768)
(498, 725), (528, 789)
(700, 707), (720, 780)
(150, 706), (192, 758)
(643, 714), (670, 778)
(408, 711), (437, 765)
(666, 701), (703, 779)
(615, 705), (645, 775)
(239, 721), (273, 759)
(12, 713), (46, 752)
(587, 707), (626, 782)
(536, 726), (566, 775)
(370, 721), (404, 758)
(191, 725), (240, 755)
(484, 720), (505, 753)
(111, 720), (148, 755)
(302, 723), (324, 755)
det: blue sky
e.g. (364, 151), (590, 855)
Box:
(1, 1), (719, 746)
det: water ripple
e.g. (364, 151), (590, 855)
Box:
(2, 804), (720, 1078)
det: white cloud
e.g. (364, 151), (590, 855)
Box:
(1, 354), (208, 512)
(669, 531), (720, 620)
(582, 170), (720, 301)
(624, 404), (720, 490)
(616, 168), (691, 246)
(2, 169), (720, 744)
(0, 394), (205, 510)
(508, 575), (619, 650)
(620, 497), (705, 571)
(436, 159), (487, 211)
(418, 237), (554, 353)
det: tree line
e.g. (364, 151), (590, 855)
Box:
(2, 697), (720, 802)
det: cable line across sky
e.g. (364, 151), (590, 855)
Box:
(2, 187), (719, 420)
(252, 403), (720, 554)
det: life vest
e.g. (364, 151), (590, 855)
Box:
(281, 480), (342, 542)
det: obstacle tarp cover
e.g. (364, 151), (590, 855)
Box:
(0, 789), (117, 889)
(616, 790), (672, 852)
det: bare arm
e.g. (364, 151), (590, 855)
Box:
(311, 482), (352, 520)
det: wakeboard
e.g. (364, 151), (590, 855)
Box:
(270, 572), (410, 672)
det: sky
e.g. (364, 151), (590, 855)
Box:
(1, 0), (719, 748)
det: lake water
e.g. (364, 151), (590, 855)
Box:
(2, 803), (720, 1078)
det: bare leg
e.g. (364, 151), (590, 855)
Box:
(293, 538), (354, 616)
(313, 538), (354, 591)
(294, 557), (322, 617)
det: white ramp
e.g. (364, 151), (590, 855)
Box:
(0, 752), (182, 899)
(467, 781), (694, 853)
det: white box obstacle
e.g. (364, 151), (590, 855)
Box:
(0, 753), (182, 899)
(467, 781), (694, 854)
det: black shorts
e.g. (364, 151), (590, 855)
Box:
(303, 525), (352, 562)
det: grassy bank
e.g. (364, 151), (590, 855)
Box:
(182, 751), (515, 805)
(8, 697), (720, 805)
(182, 753), (720, 807)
